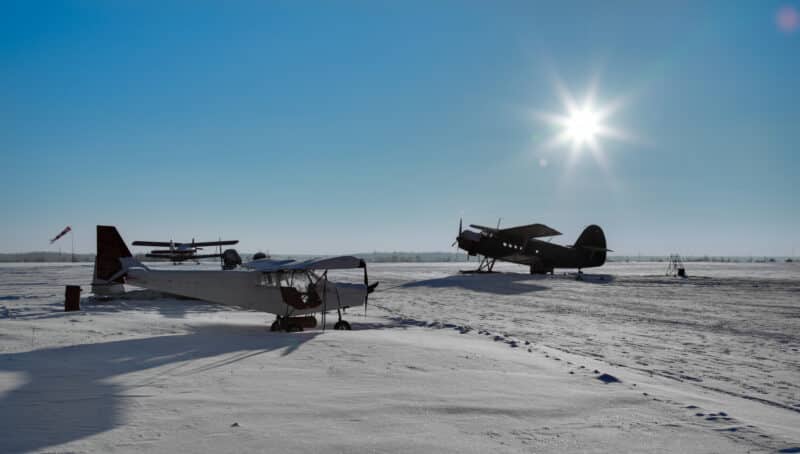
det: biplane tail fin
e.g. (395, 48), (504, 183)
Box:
(94, 225), (142, 283)
(574, 225), (610, 266)
(574, 225), (607, 250)
(574, 225), (606, 249)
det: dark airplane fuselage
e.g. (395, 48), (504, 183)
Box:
(456, 225), (607, 273)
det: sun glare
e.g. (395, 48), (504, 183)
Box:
(536, 77), (631, 170)
(565, 108), (600, 146)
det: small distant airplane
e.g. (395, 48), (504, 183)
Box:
(132, 238), (239, 264)
(93, 226), (377, 331)
(453, 219), (611, 275)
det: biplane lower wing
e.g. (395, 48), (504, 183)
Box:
(145, 253), (224, 260)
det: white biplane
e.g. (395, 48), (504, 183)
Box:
(92, 226), (377, 331)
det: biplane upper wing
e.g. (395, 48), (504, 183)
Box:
(133, 240), (239, 247)
(191, 240), (239, 247)
(469, 223), (562, 244)
(243, 256), (365, 273)
(132, 240), (173, 247)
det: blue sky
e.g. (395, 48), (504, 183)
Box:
(1, 1), (798, 256)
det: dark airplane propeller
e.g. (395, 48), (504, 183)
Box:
(364, 265), (369, 316)
(451, 218), (463, 247)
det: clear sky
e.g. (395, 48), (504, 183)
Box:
(1, 1), (798, 256)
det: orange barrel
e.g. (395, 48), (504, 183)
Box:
(65, 285), (81, 311)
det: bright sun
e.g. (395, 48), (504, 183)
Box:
(536, 78), (630, 169)
(565, 108), (600, 146)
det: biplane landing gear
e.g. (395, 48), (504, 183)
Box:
(477, 256), (496, 273)
(333, 309), (351, 330)
(460, 256), (496, 274)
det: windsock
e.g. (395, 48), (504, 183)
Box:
(50, 226), (72, 244)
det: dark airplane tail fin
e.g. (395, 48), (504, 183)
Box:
(94, 225), (133, 282)
(575, 225), (606, 250)
(574, 225), (609, 266)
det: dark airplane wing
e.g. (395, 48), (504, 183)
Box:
(133, 241), (173, 247)
(191, 240), (239, 247)
(470, 223), (562, 243)
(145, 253), (223, 260)
(134, 240), (238, 247)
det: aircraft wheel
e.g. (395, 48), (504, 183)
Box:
(334, 320), (351, 330)
(270, 320), (281, 332)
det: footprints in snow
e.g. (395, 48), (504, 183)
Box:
(476, 328), (623, 385)
(416, 318), (795, 452)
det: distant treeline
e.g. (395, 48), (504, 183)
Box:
(354, 252), (470, 263)
(607, 256), (794, 263)
(0, 251), (471, 263)
(0, 252), (96, 263)
(0, 251), (794, 264)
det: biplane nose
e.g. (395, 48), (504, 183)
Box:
(456, 230), (482, 253)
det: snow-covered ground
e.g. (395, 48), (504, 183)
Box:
(1, 262), (798, 453)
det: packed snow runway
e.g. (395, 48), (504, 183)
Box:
(1, 262), (798, 453)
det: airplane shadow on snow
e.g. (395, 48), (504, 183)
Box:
(0, 323), (319, 453)
(399, 271), (613, 295)
(9, 290), (236, 321)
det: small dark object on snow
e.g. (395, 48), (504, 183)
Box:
(666, 254), (688, 277)
(65, 285), (81, 311)
(597, 373), (621, 384)
(231, 422), (240, 427)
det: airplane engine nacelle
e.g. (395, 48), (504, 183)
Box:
(222, 249), (242, 270)
(457, 230), (482, 255)
(460, 231), (481, 242)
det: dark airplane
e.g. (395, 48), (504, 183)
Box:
(132, 238), (239, 265)
(453, 220), (610, 275)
